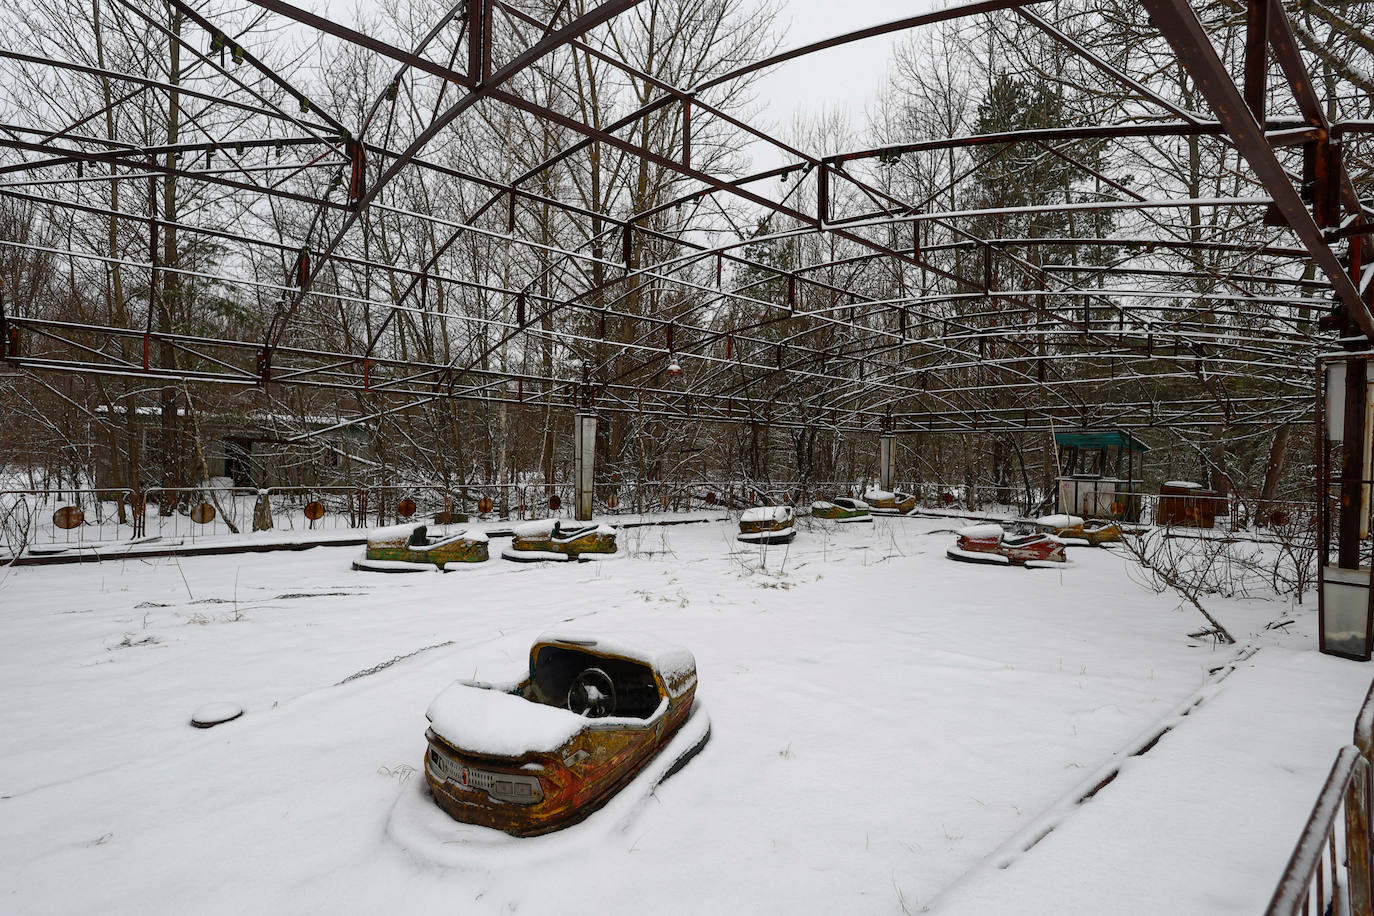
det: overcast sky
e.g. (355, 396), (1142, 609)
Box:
(747, 0), (926, 143)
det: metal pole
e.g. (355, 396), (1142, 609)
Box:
(880, 434), (895, 492)
(574, 412), (597, 521)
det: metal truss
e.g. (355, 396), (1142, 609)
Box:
(0, 0), (1369, 435)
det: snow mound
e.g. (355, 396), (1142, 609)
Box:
(862, 488), (895, 501)
(957, 524), (1005, 539)
(190, 702), (243, 728)
(1036, 514), (1083, 528)
(426, 683), (585, 757)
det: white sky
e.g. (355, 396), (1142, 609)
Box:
(746, 0), (930, 148)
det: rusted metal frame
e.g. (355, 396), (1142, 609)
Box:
(0, 132), (330, 179)
(854, 364), (1304, 412)
(1039, 261), (1324, 292)
(1140, 0), (1371, 336)
(458, 0), (1042, 298)
(1266, 747), (1363, 916)
(0, 50), (317, 137)
(255, 0), (646, 376)
(461, 132), (978, 356)
(278, 355), (895, 435)
(116, 0), (347, 158)
(5, 315), (858, 425)
(16, 161), (1286, 390)
(1018, 142), (1304, 313)
(1244, 0), (1269, 121)
(233, 0), (473, 91)
(0, 233), (662, 378)
(591, 303), (936, 413)
(833, 122), (1247, 170)
(161, 0), (347, 136)
(447, 88), (985, 362)
(571, 243), (963, 391)
(493, 0), (1044, 212)
(32, 8), (279, 148)
(890, 393), (1300, 425)
(897, 339), (1309, 383)
(939, 234), (1309, 259)
(16, 321), (147, 371)
(0, 139), (349, 211)
(5, 187), (899, 387)
(1012, 6), (1206, 124)
(1261, 0), (1372, 260)
(360, 200), (868, 369)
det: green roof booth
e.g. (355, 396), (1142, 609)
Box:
(1054, 429), (1148, 522)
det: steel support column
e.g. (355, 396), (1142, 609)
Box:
(574, 412), (597, 521)
(879, 433), (895, 492)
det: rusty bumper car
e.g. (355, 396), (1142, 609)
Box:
(862, 488), (918, 515)
(500, 519), (619, 562)
(353, 523), (489, 572)
(811, 497), (874, 523)
(738, 506), (797, 544)
(945, 523), (1067, 567)
(1036, 514), (1122, 547)
(422, 632), (709, 837)
(1081, 519), (1123, 546)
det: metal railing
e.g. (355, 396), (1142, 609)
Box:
(1266, 681), (1374, 916)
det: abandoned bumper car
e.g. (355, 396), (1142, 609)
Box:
(861, 488), (918, 515)
(737, 506), (797, 544)
(353, 523), (489, 572)
(423, 632), (709, 836)
(945, 523), (1067, 567)
(810, 497), (874, 523)
(500, 518), (619, 562)
(1035, 513), (1123, 547)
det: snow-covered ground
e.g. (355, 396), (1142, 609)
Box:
(0, 516), (1366, 914)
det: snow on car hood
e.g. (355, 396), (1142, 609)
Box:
(740, 506), (792, 524)
(957, 524), (1005, 539)
(512, 518), (559, 538)
(427, 682), (585, 757)
(1036, 514), (1083, 528)
(366, 522), (423, 545)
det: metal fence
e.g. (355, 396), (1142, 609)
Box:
(0, 481), (1318, 555)
(1266, 681), (1374, 916)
